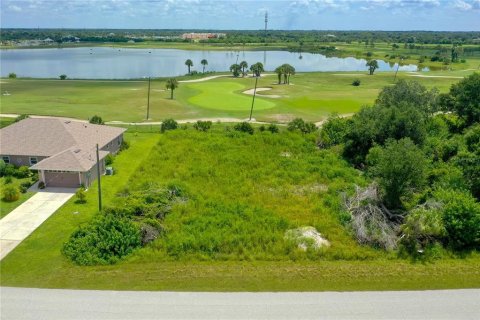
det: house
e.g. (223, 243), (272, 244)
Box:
(0, 118), (126, 188)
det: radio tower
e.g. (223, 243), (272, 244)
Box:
(264, 11), (268, 42)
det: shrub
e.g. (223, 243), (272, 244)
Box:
(161, 119), (178, 133)
(38, 181), (45, 189)
(318, 115), (349, 148)
(193, 120), (212, 132)
(0, 160), (6, 176)
(4, 176), (12, 184)
(15, 166), (30, 179)
(435, 189), (480, 250)
(352, 79), (361, 86)
(59, 74), (67, 80)
(8, 72), (16, 79)
(89, 115), (104, 125)
(75, 187), (87, 204)
(105, 154), (114, 166)
(258, 125), (266, 132)
(267, 123), (279, 133)
(3, 164), (15, 177)
(62, 213), (141, 265)
(14, 114), (29, 122)
(19, 186), (28, 193)
(120, 139), (130, 151)
(21, 180), (33, 189)
(3, 185), (20, 202)
(287, 118), (317, 134)
(233, 122), (254, 135)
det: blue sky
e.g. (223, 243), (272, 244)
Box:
(1, 0), (479, 31)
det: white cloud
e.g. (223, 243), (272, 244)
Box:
(453, 0), (473, 10)
(8, 4), (22, 12)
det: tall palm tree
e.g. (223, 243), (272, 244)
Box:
(165, 78), (179, 99)
(282, 64), (295, 84)
(185, 59), (193, 74)
(274, 65), (284, 84)
(250, 62), (264, 77)
(239, 61), (248, 77)
(200, 59), (208, 73)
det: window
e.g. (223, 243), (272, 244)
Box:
(2, 156), (10, 164)
(30, 157), (38, 165)
(117, 138), (121, 146)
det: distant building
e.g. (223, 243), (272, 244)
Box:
(181, 33), (226, 41)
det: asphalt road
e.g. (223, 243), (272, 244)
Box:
(1, 287), (479, 319)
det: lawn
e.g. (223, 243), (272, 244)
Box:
(0, 71), (472, 123)
(1, 127), (479, 291)
(0, 176), (36, 219)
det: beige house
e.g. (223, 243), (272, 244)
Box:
(0, 118), (126, 188)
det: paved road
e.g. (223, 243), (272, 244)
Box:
(0, 188), (74, 260)
(1, 287), (479, 319)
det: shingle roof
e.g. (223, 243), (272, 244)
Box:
(30, 147), (109, 172)
(0, 118), (125, 157)
(0, 117), (125, 172)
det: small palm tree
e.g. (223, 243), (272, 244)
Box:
(366, 59), (379, 75)
(165, 78), (179, 99)
(239, 61), (248, 77)
(230, 64), (241, 77)
(185, 59), (193, 74)
(274, 65), (284, 84)
(200, 59), (208, 73)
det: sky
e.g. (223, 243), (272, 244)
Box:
(1, 0), (480, 31)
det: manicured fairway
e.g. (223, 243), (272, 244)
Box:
(187, 81), (275, 111)
(1, 71), (472, 123)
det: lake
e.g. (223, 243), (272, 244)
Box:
(0, 47), (426, 79)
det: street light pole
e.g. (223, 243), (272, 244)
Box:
(146, 76), (151, 120)
(96, 144), (102, 212)
(249, 76), (259, 121)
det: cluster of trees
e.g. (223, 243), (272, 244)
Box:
(319, 74), (480, 256)
(229, 61), (264, 77)
(274, 64), (295, 84)
(184, 59), (209, 74)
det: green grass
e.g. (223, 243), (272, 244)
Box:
(0, 117), (15, 128)
(0, 176), (35, 219)
(1, 128), (479, 291)
(1, 71), (474, 123)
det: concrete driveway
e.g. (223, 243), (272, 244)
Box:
(0, 188), (75, 260)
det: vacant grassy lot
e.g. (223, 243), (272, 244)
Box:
(1, 128), (479, 291)
(0, 71), (469, 123)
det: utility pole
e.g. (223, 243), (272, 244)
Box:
(146, 77), (151, 120)
(96, 144), (102, 211)
(249, 76), (259, 121)
(264, 11), (268, 43)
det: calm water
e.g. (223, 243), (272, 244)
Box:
(0, 47), (426, 79)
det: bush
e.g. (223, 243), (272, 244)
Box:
(89, 115), (104, 125)
(161, 119), (178, 133)
(435, 189), (480, 250)
(287, 118), (317, 134)
(75, 187), (87, 204)
(62, 213), (141, 265)
(4, 176), (12, 184)
(105, 154), (114, 166)
(15, 166), (30, 179)
(193, 120), (212, 132)
(352, 79), (361, 86)
(14, 114), (29, 122)
(120, 139), (130, 151)
(59, 74), (67, 80)
(267, 124), (279, 133)
(3, 164), (15, 177)
(8, 72), (16, 79)
(233, 122), (254, 135)
(318, 115), (349, 148)
(38, 181), (45, 189)
(3, 185), (20, 202)
(0, 160), (6, 176)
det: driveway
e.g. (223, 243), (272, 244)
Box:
(1, 287), (479, 319)
(0, 188), (75, 260)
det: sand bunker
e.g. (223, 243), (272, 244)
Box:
(285, 226), (330, 251)
(242, 87), (281, 98)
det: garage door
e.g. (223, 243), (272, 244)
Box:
(44, 171), (80, 188)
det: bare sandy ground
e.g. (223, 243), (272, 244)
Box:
(179, 73), (275, 83)
(242, 87), (281, 98)
(407, 73), (464, 79)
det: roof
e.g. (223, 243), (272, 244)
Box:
(30, 147), (109, 172)
(0, 118), (125, 157)
(0, 117), (125, 172)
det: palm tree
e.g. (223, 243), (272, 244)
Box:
(165, 78), (179, 99)
(250, 62), (264, 77)
(274, 65), (284, 84)
(366, 59), (379, 75)
(239, 61), (248, 77)
(282, 64), (295, 84)
(229, 64), (241, 77)
(200, 59), (208, 73)
(185, 59), (193, 74)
